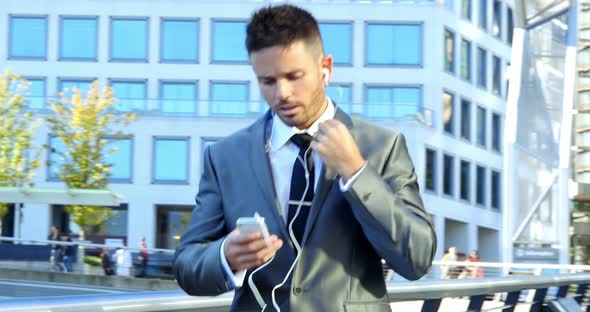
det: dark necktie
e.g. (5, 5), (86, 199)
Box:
(287, 133), (314, 245)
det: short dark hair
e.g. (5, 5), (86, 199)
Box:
(246, 4), (323, 55)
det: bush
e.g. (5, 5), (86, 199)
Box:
(84, 256), (101, 267)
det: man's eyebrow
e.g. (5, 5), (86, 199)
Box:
(258, 70), (304, 80)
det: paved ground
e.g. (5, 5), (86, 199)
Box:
(0, 279), (135, 299)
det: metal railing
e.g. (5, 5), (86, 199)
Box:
(25, 97), (434, 126)
(0, 274), (588, 311)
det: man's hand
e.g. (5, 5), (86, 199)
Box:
(224, 229), (283, 272)
(311, 120), (365, 181)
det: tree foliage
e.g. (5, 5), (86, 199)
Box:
(0, 71), (42, 221)
(45, 81), (136, 233)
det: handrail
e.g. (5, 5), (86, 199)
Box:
(0, 274), (588, 311)
(0, 236), (174, 254)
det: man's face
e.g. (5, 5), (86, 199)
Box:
(251, 40), (332, 130)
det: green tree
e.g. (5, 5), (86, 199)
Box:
(45, 81), (136, 241)
(0, 71), (42, 234)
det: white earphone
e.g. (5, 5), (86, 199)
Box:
(322, 68), (330, 85)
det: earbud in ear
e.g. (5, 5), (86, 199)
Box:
(322, 68), (330, 85)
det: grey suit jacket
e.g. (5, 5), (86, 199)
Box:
(174, 109), (436, 312)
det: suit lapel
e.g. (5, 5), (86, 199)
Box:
(302, 108), (354, 245)
(247, 111), (291, 240)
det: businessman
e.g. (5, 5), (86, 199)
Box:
(174, 4), (436, 311)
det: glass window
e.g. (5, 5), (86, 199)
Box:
(49, 136), (132, 182)
(461, 98), (471, 141)
(26, 78), (45, 109)
(161, 19), (199, 62)
(426, 148), (436, 191)
(444, 29), (455, 74)
(506, 7), (514, 44)
(366, 86), (421, 119)
(161, 81), (197, 115)
(326, 84), (352, 113)
(110, 80), (146, 112)
(104, 205), (128, 236)
(443, 91), (455, 135)
(210, 81), (249, 115)
(105, 138), (132, 181)
(477, 47), (487, 89)
(60, 17), (97, 60)
(476, 165), (486, 205)
(153, 138), (189, 183)
(156, 205), (192, 249)
(479, 0), (488, 30)
(443, 154), (454, 196)
(492, 55), (502, 96)
(9, 16), (47, 59)
(477, 106), (487, 147)
(211, 21), (248, 63)
(493, 0), (502, 39)
(48, 136), (66, 180)
(59, 79), (93, 97)
(111, 18), (148, 61)
(492, 112), (501, 152)
(491, 170), (501, 209)
(462, 0), (472, 21)
(460, 160), (471, 201)
(319, 23), (352, 65)
(461, 39), (472, 81)
(367, 24), (421, 66)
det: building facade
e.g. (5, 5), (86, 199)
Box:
(0, 0), (512, 263)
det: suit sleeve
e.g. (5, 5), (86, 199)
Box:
(173, 146), (232, 296)
(343, 133), (436, 280)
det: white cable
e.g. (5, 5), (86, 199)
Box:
(270, 147), (312, 311)
(251, 134), (313, 311)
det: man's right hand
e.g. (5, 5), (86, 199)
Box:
(224, 229), (283, 272)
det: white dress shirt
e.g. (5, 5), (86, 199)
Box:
(220, 98), (366, 287)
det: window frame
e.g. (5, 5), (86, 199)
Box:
(460, 97), (473, 142)
(460, 37), (473, 83)
(444, 27), (456, 75)
(57, 77), (97, 96)
(8, 14), (49, 60)
(364, 21), (424, 67)
(104, 135), (134, 183)
(443, 89), (456, 137)
(425, 146), (438, 193)
(363, 83), (423, 119)
(59, 15), (99, 62)
(159, 17), (200, 64)
(476, 104), (487, 148)
(475, 163), (487, 207)
(209, 18), (249, 65)
(109, 16), (150, 63)
(459, 159), (472, 203)
(158, 79), (200, 115)
(442, 152), (456, 198)
(318, 20), (354, 67)
(22, 76), (47, 110)
(152, 136), (191, 185)
(108, 78), (149, 112)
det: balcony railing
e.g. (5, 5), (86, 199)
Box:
(26, 97), (434, 126)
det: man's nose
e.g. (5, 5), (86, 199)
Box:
(275, 79), (291, 100)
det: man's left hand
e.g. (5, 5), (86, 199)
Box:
(311, 119), (365, 182)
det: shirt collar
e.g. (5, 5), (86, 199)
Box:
(269, 97), (335, 151)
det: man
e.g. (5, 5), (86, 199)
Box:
(59, 233), (75, 272)
(47, 226), (59, 269)
(100, 247), (115, 276)
(137, 236), (149, 277)
(463, 250), (483, 278)
(440, 246), (458, 279)
(174, 4), (436, 311)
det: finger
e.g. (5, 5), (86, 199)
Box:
(236, 239), (283, 266)
(229, 235), (280, 256)
(229, 231), (261, 245)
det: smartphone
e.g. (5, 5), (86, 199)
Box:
(236, 212), (272, 248)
